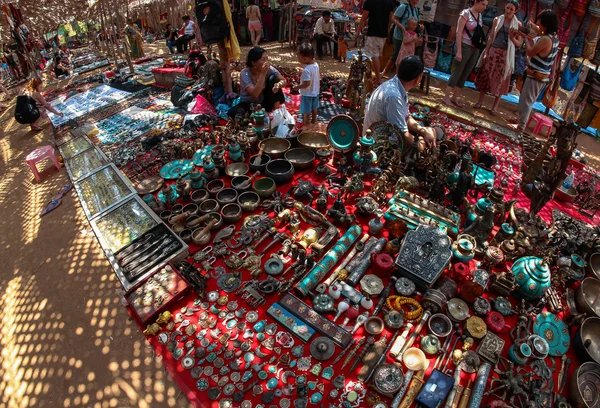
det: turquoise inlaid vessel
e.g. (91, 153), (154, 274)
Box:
(295, 225), (361, 296)
(511, 256), (551, 300)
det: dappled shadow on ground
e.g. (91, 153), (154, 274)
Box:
(0, 78), (190, 408)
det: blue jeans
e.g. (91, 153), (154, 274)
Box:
(167, 40), (177, 54)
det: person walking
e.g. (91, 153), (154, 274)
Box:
(443, 0), (489, 107)
(356, 0), (395, 86)
(382, 0), (420, 76)
(514, 10), (559, 133)
(246, 0), (262, 46)
(473, 0), (521, 115)
(123, 19), (145, 59)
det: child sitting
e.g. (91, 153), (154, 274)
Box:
(294, 43), (320, 124)
(396, 17), (422, 66)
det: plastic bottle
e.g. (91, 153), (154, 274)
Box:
(563, 173), (574, 190)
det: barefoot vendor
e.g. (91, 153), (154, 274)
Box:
(363, 56), (436, 152)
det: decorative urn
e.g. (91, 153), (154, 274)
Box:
(511, 256), (551, 300)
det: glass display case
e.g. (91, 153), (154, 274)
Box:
(66, 147), (109, 181)
(58, 136), (93, 160)
(74, 164), (136, 219)
(90, 195), (188, 291)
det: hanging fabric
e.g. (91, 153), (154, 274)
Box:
(583, 18), (600, 59)
(537, 0), (554, 8)
(590, 0), (600, 17)
(568, 17), (587, 58)
(592, 35), (600, 64)
(589, 72), (600, 101)
(556, 0), (570, 8)
(573, 0), (591, 16)
(560, 57), (584, 90)
(435, 39), (454, 74)
(558, 10), (574, 49)
(423, 35), (439, 69)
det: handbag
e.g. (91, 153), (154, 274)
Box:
(560, 57), (584, 91)
(423, 35), (439, 68)
(435, 39), (454, 74)
(542, 75), (559, 109)
(464, 10), (487, 50)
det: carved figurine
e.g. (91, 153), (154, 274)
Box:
(316, 184), (334, 213)
(448, 154), (475, 211)
(327, 155), (352, 188)
(290, 179), (321, 206)
(463, 206), (495, 249)
(352, 132), (381, 176)
(327, 194), (357, 226)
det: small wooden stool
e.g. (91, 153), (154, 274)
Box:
(26, 145), (61, 182)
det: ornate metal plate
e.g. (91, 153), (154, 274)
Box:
(533, 312), (570, 356)
(394, 225), (452, 289)
(192, 146), (216, 166)
(368, 121), (405, 156)
(373, 364), (404, 394)
(360, 275), (384, 296)
(476, 332), (505, 364)
(309, 337), (335, 361)
(159, 159), (194, 180)
(326, 114), (360, 153)
(135, 176), (164, 195)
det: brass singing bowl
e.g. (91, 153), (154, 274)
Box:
(569, 361), (600, 408)
(258, 138), (291, 159)
(285, 148), (315, 170)
(297, 132), (330, 151)
(253, 177), (277, 199)
(364, 316), (385, 335)
(225, 162), (249, 177)
(575, 317), (600, 365)
(577, 278), (600, 318)
(588, 253), (600, 280)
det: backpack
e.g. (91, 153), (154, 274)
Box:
(14, 95), (40, 125)
(195, 0), (230, 45)
(465, 11), (486, 50)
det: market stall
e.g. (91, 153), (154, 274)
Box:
(50, 69), (600, 408)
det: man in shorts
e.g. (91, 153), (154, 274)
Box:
(356, 0), (395, 85)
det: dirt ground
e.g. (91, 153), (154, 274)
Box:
(1, 41), (600, 408)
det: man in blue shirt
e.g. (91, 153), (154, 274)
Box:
(364, 56), (435, 152)
(382, 0), (421, 76)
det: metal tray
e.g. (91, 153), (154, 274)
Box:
(58, 135), (94, 160)
(89, 195), (188, 291)
(65, 147), (109, 181)
(74, 164), (136, 219)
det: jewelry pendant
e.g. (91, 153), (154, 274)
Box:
(310, 362), (322, 376)
(321, 366), (334, 380)
(298, 357), (312, 371)
(310, 392), (323, 404)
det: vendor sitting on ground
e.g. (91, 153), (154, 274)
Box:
(53, 55), (71, 78)
(363, 56), (436, 152)
(228, 46), (287, 118)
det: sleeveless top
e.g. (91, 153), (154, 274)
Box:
(491, 25), (509, 50)
(528, 35), (559, 81)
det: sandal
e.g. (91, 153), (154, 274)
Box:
(473, 103), (483, 109)
(452, 100), (464, 108)
(489, 110), (498, 116)
(30, 125), (43, 132)
(40, 198), (62, 216)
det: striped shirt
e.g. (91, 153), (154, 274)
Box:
(528, 35), (558, 82)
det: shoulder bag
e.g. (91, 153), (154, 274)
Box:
(560, 57), (584, 91)
(464, 11), (487, 49)
(435, 39), (454, 74)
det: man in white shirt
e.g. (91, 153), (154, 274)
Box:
(176, 15), (196, 53)
(313, 10), (338, 59)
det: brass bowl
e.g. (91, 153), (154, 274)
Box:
(171, 204), (183, 214)
(285, 148), (315, 170)
(199, 199), (220, 215)
(225, 162), (249, 177)
(577, 278), (600, 318)
(216, 188), (238, 206)
(364, 316), (385, 335)
(182, 203), (198, 216)
(179, 228), (193, 243)
(191, 189), (209, 204)
(221, 203), (242, 224)
(569, 361), (600, 408)
(191, 228), (211, 246)
(238, 191), (261, 212)
(205, 212), (222, 231)
(186, 215), (202, 229)
(589, 253), (600, 280)
(428, 313), (453, 337)
(206, 179), (225, 197)
(159, 210), (172, 222)
(298, 132), (330, 151)
(259, 138), (291, 159)
(253, 177), (277, 199)
(265, 159), (295, 185)
(232, 175), (252, 192)
(249, 153), (272, 173)
(555, 185), (578, 202)
(575, 317), (600, 364)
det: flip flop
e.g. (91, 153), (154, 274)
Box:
(40, 198), (62, 217)
(56, 184), (73, 199)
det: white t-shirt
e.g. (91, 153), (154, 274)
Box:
(300, 62), (320, 97)
(184, 20), (195, 35)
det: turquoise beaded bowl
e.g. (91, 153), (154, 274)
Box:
(511, 256), (551, 300)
